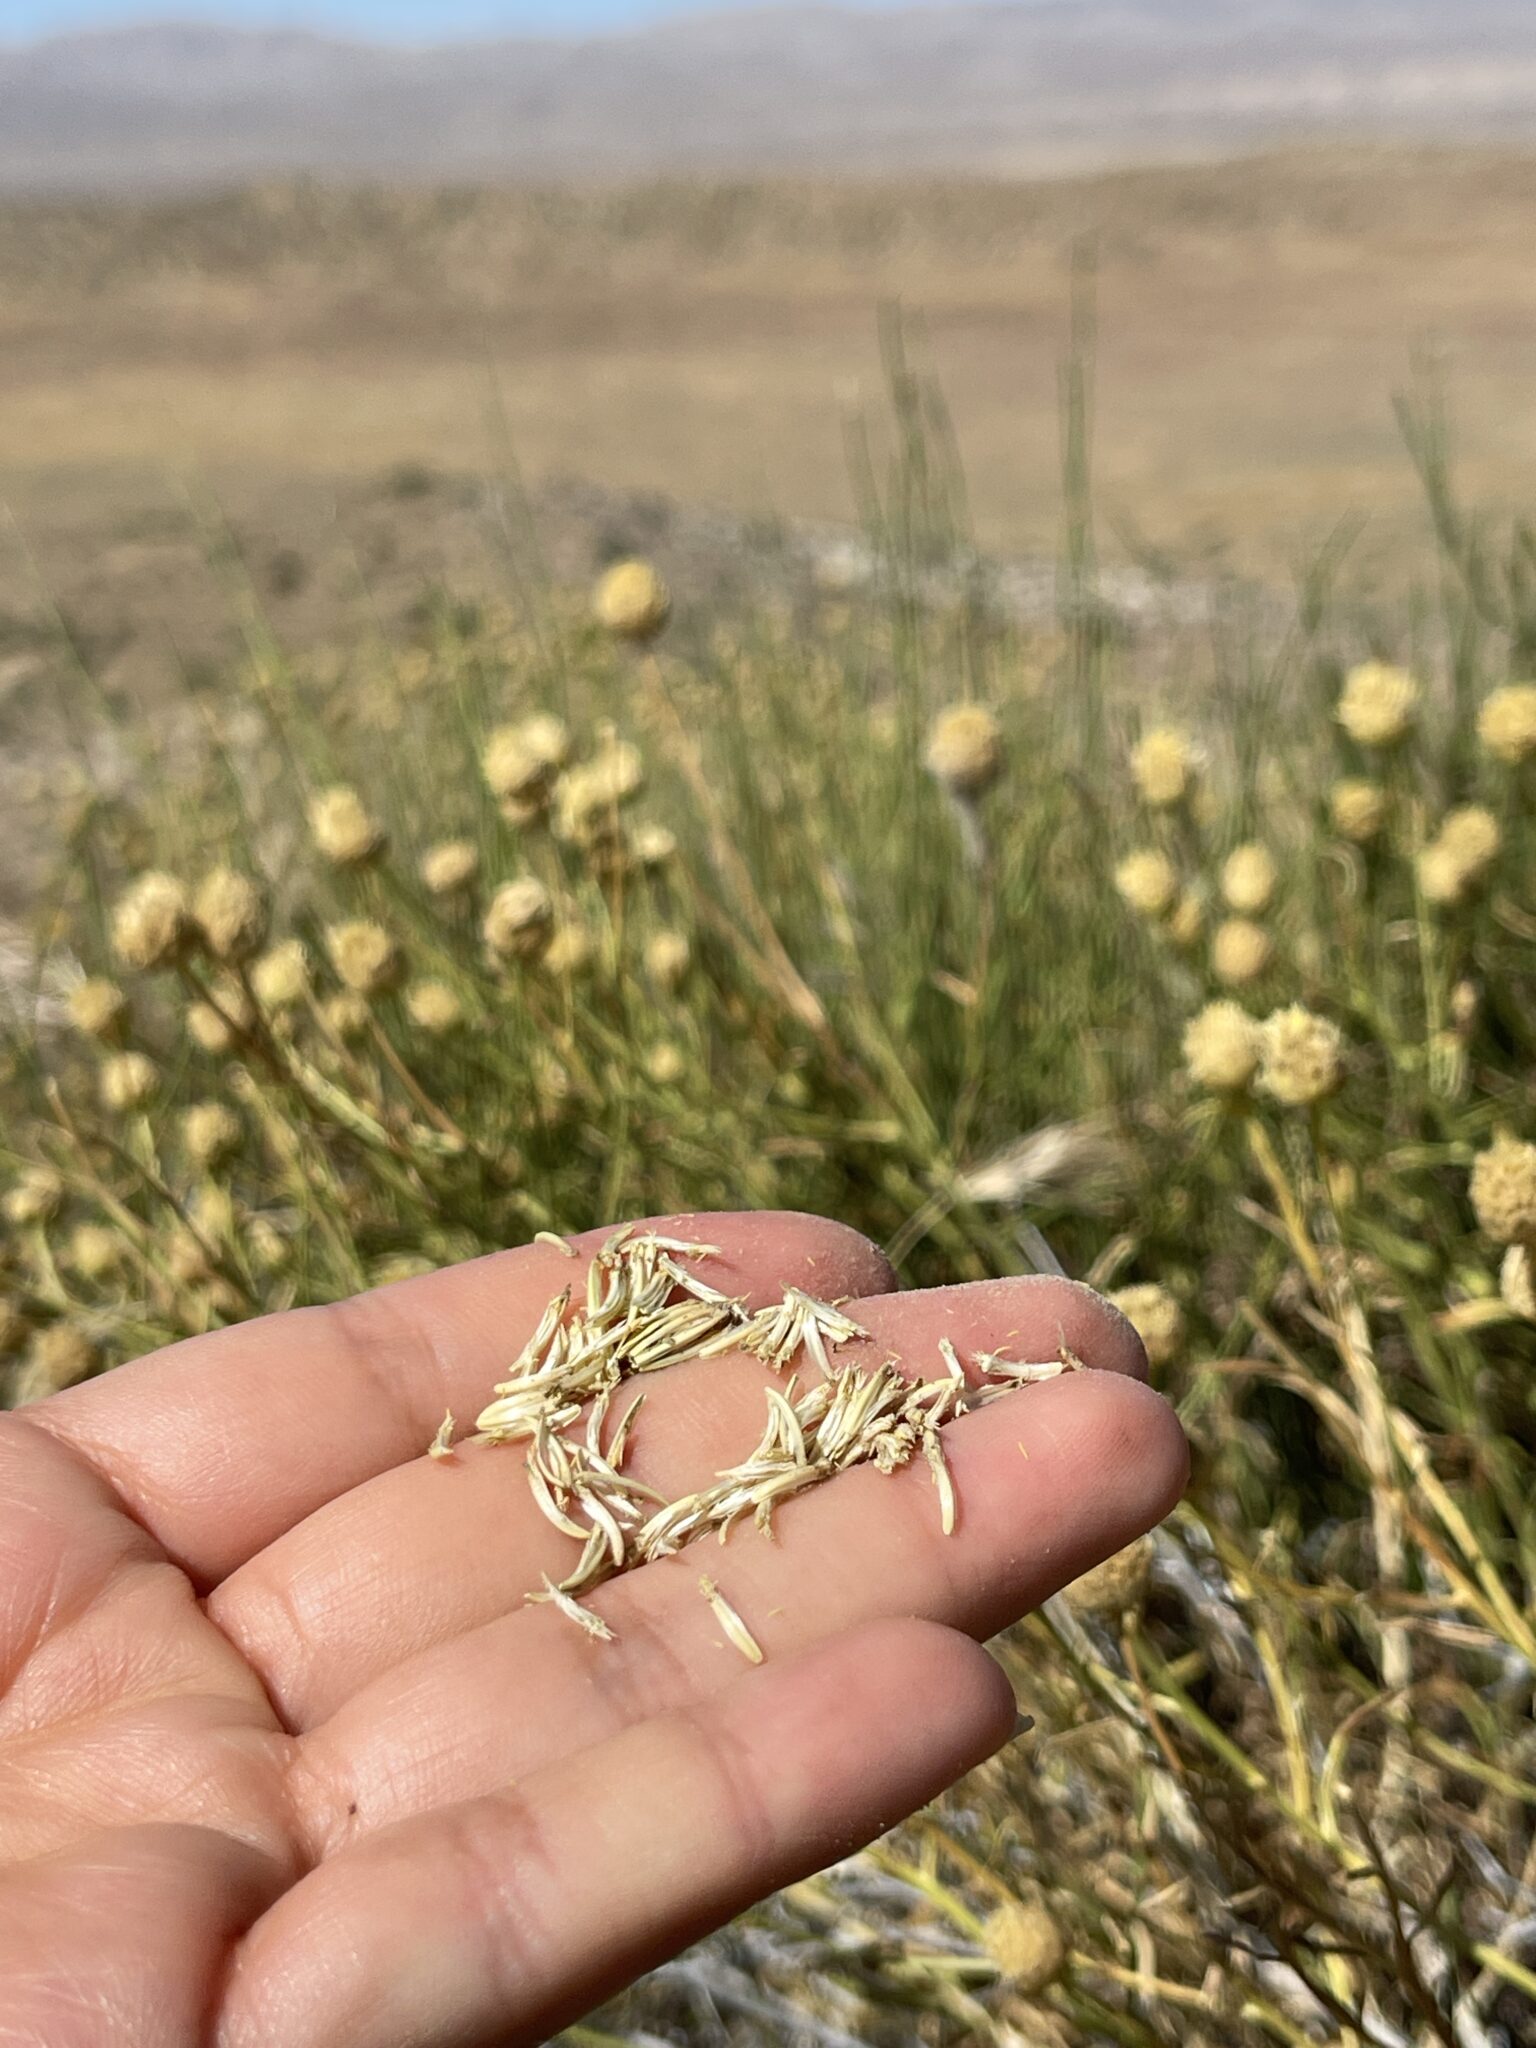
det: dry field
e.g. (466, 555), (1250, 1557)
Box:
(6, 148), (1536, 601)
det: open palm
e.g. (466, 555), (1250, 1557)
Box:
(0, 1210), (1186, 2048)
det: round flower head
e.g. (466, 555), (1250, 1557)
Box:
(1501, 1244), (1536, 1320)
(322, 992), (371, 1042)
(1211, 917), (1273, 988)
(980, 1899), (1066, 1995)
(1221, 842), (1278, 916)
(194, 867), (267, 963)
(1183, 1000), (1262, 1093)
(1063, 1531), (1156, 1620)
(645, 1041), (687, 1086)
(1417, 841), (1471, 908)
(1109, 1282), (1185, 1370)
(111, 871), (192, 971)
(924, 704), (1004, 800)
(324, 919), (400, 996)
(3, 1166), (63, 1227)
(1329, 778), (1387, 844)
(632, 823), (678, 869)
(481, 717), (568, 807)
(308, 786), (385, 868)
(186, 1000), (237, 1056)
(1337, 660), (1419, 748)
(1438, 805), (1501, 876)
(67, 977), (128, 1042)
(67, 1223), (124, 1282)
(594, 559), (672, 642)
(542, 924), (593, 979)
(419, 839), (480, 897)
(1259, 1004), (1345, 1107)
(251, 939), (309, 1012)
(645, 929), (692, 991)
(405, 979), (464, 1035)
(1478, 683), (1536, 765)
(1114, 849), (1178, 920)
(483, 877), (554, 960)
(1130, 727), (1196, 809)
(14, 1324), (98, 1403)
(183, 1102), (241, 1170)
(99, 1050), (158, 1114)
(246, 1215), (290, 1273)
(1469, 1133), (1536, 1244)
(554, 740), (645, 847)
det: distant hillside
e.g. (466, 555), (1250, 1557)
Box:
(6, 2), (1536, 192)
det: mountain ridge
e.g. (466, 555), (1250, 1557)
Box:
(7, 2), (1536, 192)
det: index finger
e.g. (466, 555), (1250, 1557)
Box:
(21, 1212), (895, 1586)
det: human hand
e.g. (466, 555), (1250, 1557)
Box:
(0, 1211), (1186, 2046)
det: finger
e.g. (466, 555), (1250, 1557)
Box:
(291, 1363), (1186, 1847)
(217, 1275), (1144, 1727)
(220, 1618), (1014, 2048)
(26, 1212), (894, 1586)
(0, 1822), (282, 2048)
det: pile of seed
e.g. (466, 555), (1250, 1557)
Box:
(434, 1228), (1079, 1648)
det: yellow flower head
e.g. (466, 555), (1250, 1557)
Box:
(1259, 1004), (1345, 1107)
(542, 924), (594, 980)
(594, 559), (672, 642)
(1329, 778), (1387, 844)
(481, 715), (570, 806)
(1438, 804), (1501, 875)
(3, 1166), (63, 1227)
(111, 872), (193, 971)
(325, 920), (400, 996)
(554, 739), (646, 847)
(1130, 727), (1196, 809)
(980, 1899), (1067, 1995)
(483, 877), (554, 960)
(66, 1222), (124, 1281)
(1417, 841), (1471, 907)
(309, 786), (385, 868)
(1220, 842), (1278, 916)
(633, 823), (678, 869)
(419, 840), (481, 897)
(194, 868), (267, 964)
(99, 1050), (158, 1114)
(1470, 1133), (1536, 1245)
(1478, 683), (1536, 765)
(645, 930), (692, 991)
(1109, 1282), (1185, 1369)
(14, 1324), (98, 1403)
(1114, 849), (1178, 920)
(405, 979), (464, 1035)
(1182, 1000), (1262, 1093)
(251, 939), (309, 1011)
(67, 977), (128, 1042)
(322, 992), (371, 1042)
(1337, 660), (1419, 749)
(645, 1041), (687, 1086)
(924, 704), (1005, 799)
(183, 1102), (242, 1169)
(1211, 917), (1273, 988)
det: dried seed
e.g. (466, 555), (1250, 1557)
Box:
(699, 1574), (764, 1664)
(427, 1410), (457, 1460)
(534, 1230), (579, 1258)
(531, 1573), (616, 1642)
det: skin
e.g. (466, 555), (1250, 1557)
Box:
(0, 1209), (1189, 2048)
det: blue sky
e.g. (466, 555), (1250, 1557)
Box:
(2, 0), (910, 37)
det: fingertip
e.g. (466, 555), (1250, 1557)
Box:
(826, 1617), (1017, 1759)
